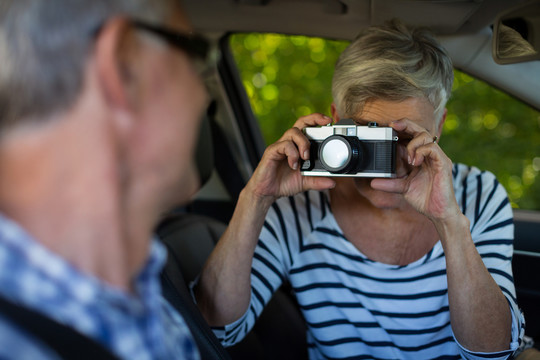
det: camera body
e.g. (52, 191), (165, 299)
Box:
(300, 119), (398, 178)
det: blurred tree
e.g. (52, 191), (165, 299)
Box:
(230, 33), (540, 210)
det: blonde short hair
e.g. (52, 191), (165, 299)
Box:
(332, 20), (453, 123)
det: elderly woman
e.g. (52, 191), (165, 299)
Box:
(195, 20), (524, 359)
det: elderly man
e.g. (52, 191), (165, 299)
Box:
(0, 0), (209, 359)
(195, 21), (524, 359)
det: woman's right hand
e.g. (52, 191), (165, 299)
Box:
(196, 113), (334, 326)
(246, 113), (336, 204)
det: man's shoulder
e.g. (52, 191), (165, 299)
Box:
(0, 314), (60, 360)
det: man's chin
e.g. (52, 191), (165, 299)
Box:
(161, 167), (200, 214)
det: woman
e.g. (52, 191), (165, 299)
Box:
(195, 20), (524, 359)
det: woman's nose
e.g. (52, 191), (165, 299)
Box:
(395, 143), (411, 177)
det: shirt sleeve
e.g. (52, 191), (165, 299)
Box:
(211, 196), (304, 346)
(452, 165), (525, 359)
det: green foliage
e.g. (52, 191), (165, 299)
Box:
(230, 33), (540, 210)
(230, 33), (347, 143)
(442, 72), (540, 210)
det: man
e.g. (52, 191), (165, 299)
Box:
(195, 21), (525, 359)
(0, 0), (209, 358)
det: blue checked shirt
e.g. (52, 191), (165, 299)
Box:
(0, 214), (200, 360)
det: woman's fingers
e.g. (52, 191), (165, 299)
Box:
(278, 113), (333, 161)
(303, 176), (336, 191)
(413, 144), (453, 171)
(277, 127), (312, 160)
(265, 113), (333, 172)
(264, 139), (301, 170)
(390, 118), (429, 138)
(370, 177), (408, 194)
(293, 113), (333, 130)
(390, 118), (440, 166)
(407, 132), (438, 166)
(250, 113), (336, 199)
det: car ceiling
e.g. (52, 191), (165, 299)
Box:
(183, 0), (540, 111)
(184, 0), (530, 38)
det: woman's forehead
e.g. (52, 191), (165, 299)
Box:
(354, 97), (436, 129)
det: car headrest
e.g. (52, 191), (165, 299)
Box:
(195, 101), (216, 188)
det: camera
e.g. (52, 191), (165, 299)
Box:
(300, 119), (398, 178)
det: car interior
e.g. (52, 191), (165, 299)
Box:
(155, 1), (540, 359)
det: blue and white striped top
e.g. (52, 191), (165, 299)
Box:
(215, 164), (525, 359)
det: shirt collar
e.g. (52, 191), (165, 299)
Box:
(0, 213), (167, 307)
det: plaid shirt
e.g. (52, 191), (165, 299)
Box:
(0, 214), (199, 360)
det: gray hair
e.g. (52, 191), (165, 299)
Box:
(332, 19), (453, 123)
(0, 0), (177, 131)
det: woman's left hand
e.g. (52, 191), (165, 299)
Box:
(370, 118), (461, 224)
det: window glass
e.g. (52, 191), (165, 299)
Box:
(230, 33), (540, 210)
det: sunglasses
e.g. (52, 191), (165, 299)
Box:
(132, 20), (218, 74)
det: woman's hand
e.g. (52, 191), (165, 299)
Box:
(196, 113), (335, 327)
(370, 118), (461, 224)
(246, 113), (336, 204)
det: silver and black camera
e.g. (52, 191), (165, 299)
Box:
(300, 119), (398, 178)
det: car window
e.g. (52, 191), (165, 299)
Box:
(229, 33), (540, 211)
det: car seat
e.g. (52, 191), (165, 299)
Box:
(157, 213), (308, 360)
(156, 106), (308, 359)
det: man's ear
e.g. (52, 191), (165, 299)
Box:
(331, 103), (340, 122)
(93, 17), (134, 111)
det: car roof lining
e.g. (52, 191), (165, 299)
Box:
(185, 0), (540, 111)
(184, 0), (530, 38)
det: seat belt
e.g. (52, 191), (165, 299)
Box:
(0, 295), (120, 360)
(160, 245), (231, 360)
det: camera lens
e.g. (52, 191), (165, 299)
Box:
(319, 135), (361, 173)
(322, 139), (348, 168)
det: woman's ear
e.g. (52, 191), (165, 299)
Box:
(437, 108), (447, 137)
(331, 103), (340, 123)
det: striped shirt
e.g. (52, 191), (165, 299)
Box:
(0, 214), (199, 360)
(215, 164), (525, 359)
